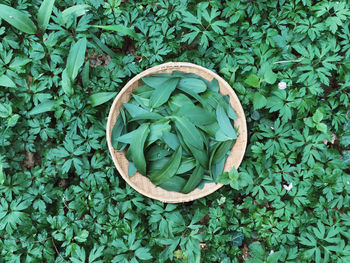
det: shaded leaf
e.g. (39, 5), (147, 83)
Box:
(182, 165), (205, 194)
(93, 25), (138, 39)
(150, 147), (182, 185)
(129, 123), (150, 175)
(159, 176), (187, 192)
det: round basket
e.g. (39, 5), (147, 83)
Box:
(106, 62), (247, 203)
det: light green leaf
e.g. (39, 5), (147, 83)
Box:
(29, 100), (56, 115)
(178, 78), (207, 93)
(0, 4), (37, 34)
(244, 74), (260, 88)
(62, 69), (73, 96)
(0, 74), (16, 88)
(7, 114), (20, 127)
(0, 103), (12, 118)
(175, 104), (216, 126)
(135, 247), (153, 260)
(253, 93), (267, 110)
(89, 92), (117, 107)
(149, 78), (179, 108)
(62, 4), (90, 23)
(66, 38), (87, 81)
(37, 0), (55, 31)
(93, 25), (138, 39)
(264, 68), (277, 84)
(0, 157), (4, 185)
(168, 93), (195, 112)
(216, 104), (236, 139)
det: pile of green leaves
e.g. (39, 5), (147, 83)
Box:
(111, 72), (237, 193)
(1, 0), (350, 262)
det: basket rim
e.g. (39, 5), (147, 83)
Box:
(106, 62), (248, 203)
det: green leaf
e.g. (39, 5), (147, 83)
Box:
(62, 68), (73, 96)
(129, 123), (150, 175)
(178, 78), (207, 93)
(175, 104), (216, 126)
(150, 146), (182, 185)
(176, 157), (196, 174)
(148, 120), (171, 146)
(142, 75), (172, 88)
(93, 25), (138, 39)
(189, 145), (208, 169)
(253, 93), (267, 110)
(264, 68), (277, 84)
(135, 247), (153, 260)
(312, 109), (323, 123)
(0, 103), (12, 118)
(172, 116), (203, 150)
(82, 61), (90, 88)
(37, 0), (55, 31)
(0, 74), (16, 88)
(0, 157), (4, 185)
(74, 230), (89, 243)
(89, 92), (117, 107)
(0, 4), (37, 34)
(168, 93), (195, 112)
(149, 78), (179, 108)
(316, 123), (327, 133)
(66, 38), (87, 81)
(159, 176), (187, 192)
(128, 161), (137, 177)
(123, 103), (149, 118)
(182, 165), (205, 194)
(111, 110), (127, 150)
(29, 100), (56, 115)
(244, 74), (260, 88)
(216, 105), (236, 139)
(162, 131), (180, 151)
(212, 140), (233, 165)
(130, 113), (164, 122)
(7, 114), (20, 127)
(62, 4), (90, 23)
(116, 130), (136, 144)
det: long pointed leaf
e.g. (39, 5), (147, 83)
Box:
(149, 78), (179, 108)
(129, 123), (150, 175)
(171, 116), (203, 150)
(66, 38), (87, 81)
(182, 165), (205, 194)
(150, 147), (182, 185)
(0, 4), (37, 34)
(37, 0), (55, 31)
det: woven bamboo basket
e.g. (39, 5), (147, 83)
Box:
(106, 62), (247, 203)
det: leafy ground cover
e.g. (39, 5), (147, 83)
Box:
(0, 0), (350, 262)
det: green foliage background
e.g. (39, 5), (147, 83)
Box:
(0, 0), (350, 262)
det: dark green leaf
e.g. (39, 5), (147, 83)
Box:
(182, 165), (205, 194)
(93, 25), (138, 39)
(159, 176), (187, 192)
(150, 147), (182, 185)
(162, 131), (180, 151)
(129, 123), (150, 175)
(111, 111), (127, 150)
(177, 157), (196, 174)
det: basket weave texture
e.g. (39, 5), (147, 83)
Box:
(106, 62), (248, 203)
